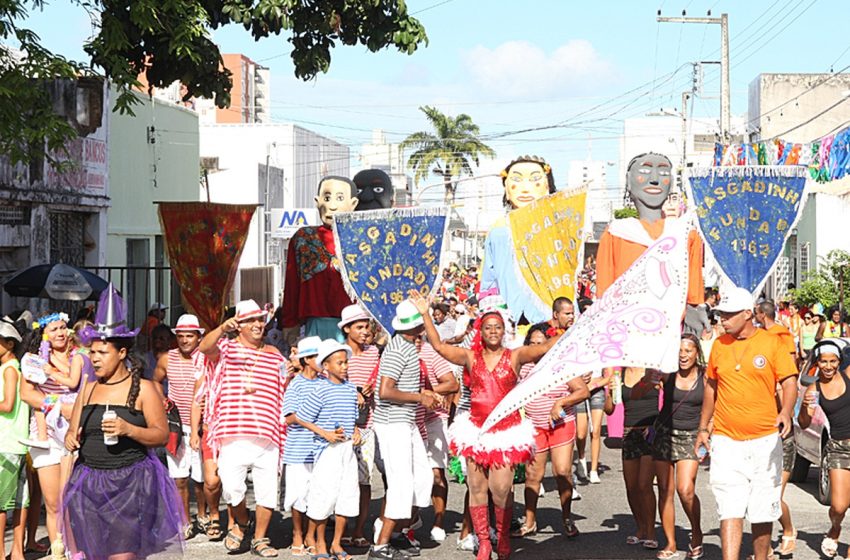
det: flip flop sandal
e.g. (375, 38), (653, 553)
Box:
(352, 538), (370, 548)
(510, 523), (537, 538)
(305, 545), (318, 556)
(656, 551), (680, 559)
(642, 540), (659, 550)
(251, 538), (279, 558)
(821, 536), (839, 558)
(26, 543), (50, 554)
(196, 516), (211, 534)
(626, 536), (642, 545)
(563, 519), (579, 539)
(290, 545), (307, 557)
(311, 554), (332, 560)
(686, 544), (704, 559)
(774, 533), (796, 555)
(745, 555), (777, 560)
(330, 551), (352, 560)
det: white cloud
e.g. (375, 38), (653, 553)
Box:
(463, 39), (614, 97)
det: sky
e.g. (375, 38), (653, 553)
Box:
(21, 0), (850, 204)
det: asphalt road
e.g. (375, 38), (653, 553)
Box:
(7, 437), (842, 560)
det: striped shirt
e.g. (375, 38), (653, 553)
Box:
(373, 335), (420, 425)
(454, 331), (475, 413)
(297, 378), (358, 458)
(209, 338), (285, 448)
(346, 345), (380, 428)
(283, 374), (322, 464)
(420, 343), (453, 422)
(165, 348), (202, 428)
(519, 362), (574, 429)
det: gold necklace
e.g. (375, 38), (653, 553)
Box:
(731, 336), (755, 372)
(240, 342), (265, 394)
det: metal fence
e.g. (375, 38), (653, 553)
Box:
(85, 266), (184, 329)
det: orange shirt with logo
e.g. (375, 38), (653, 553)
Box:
(706, 329), (798, 441)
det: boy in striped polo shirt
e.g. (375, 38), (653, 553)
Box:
(297, 340), (360, 560)
(370, 300), (441, 560)
(283, 336), (323, 556)
(199, 300), (286, 557)
(153, 314), (207, 538)
(339, 304), (381, 547)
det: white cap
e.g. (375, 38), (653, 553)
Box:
(316, 339), (352, 366)
(172, 314), (205, 334)
(715, 286), (755, 313)
(455, 303), (467, 314)
(234, 300), (267, 322)
(295, 336), (322, 359)
(148, 302), (167, 312)
(338, 304), (371, 330)
(391, 300), (424, 332)
(0, 321), (22, 342)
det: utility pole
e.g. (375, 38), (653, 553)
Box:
(658, 12), (731, 140)
(681, 91), (690, 190)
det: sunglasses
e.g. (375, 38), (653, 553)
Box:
(238, 317), (265, 325)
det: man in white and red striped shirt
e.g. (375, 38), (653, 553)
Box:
(153, 314), (207, 536)
(339, 304), (381, 547)
(199, 300), (286, 557)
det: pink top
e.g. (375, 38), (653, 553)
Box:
(519, 362), (574, 430)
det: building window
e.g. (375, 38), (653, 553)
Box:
(49, 211), (86, 266)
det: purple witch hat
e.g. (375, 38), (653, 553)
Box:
(79, 283), (140, 343)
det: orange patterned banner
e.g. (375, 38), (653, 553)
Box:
(158, 202), (256, 329)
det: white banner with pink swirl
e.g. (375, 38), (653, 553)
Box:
(481, 218), (691, 434)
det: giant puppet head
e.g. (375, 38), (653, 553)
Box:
(353, 169), (394, 210)
(501, 155), (556, 209)
(315, 175), (359, 227)
(624, 153), (673, 219)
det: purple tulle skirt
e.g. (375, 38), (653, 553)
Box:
(60, 453), (185, 560)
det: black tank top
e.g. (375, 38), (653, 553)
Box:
(622, 382), (659, 427)
(78, 405), (148, 469)
(817, 372), (850, 441)
(659, 374), (705, 431)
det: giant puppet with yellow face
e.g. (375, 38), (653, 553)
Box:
(281, 176), (358, 342)
(478, 156), (556, 324)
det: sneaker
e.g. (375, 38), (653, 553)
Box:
(368, 545), (411, 560)
(430, 526), (446, 543)
(19, 438), (50, 449)
(538, 484), (545, 497)
(576, 459), (588, 481)
(390, 535), (420, 557)
(403, 528), (420, 548)
(572, 486), (582, 501)
(456, 534), (477, 552)
(589, 470), (601, 484)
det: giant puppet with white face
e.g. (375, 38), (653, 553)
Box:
(479, 155), (556, 324)
(281, 176), (359, 342)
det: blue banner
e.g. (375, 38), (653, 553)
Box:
(333, 207), (449, 332)
(689, 168), (808, 293)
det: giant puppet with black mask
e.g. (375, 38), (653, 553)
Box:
(595, 153), (704, 438)
(281, 176), (358, 342)
(353, 168), (395, 210)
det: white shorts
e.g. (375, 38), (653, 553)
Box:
(355, 428), (376, 486)
(217, 437), (280, 509)
(166, 428), (203, 484)
(30, 440), (66, 469)
(307, 441), (360, 520)
(284, 462), (314, 513)
(373, 422), (432, 520)
(710, 433), (782, 523)
(425, 417), (449, 470)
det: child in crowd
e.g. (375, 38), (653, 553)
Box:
(296, 340), (360, 560)
(283, 336), (323, 556)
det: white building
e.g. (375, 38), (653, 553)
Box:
(749, 73), (850, 300)
(199, 123), (349, 302)
(568, 159), (615, 238)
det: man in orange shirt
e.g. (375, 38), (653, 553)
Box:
(695, 287), (798, 560)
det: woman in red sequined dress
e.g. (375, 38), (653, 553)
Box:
(412, 293), (560, 560)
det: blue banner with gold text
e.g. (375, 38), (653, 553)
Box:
(333, 207), (449, 332)
(688, 167), (808, 293)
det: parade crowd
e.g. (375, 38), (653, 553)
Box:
(0, 283), (848, 560)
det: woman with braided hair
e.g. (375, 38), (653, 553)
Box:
(61, 285), (184, 560)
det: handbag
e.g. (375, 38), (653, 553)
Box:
(164, 398), (183, 456)
(648, 374), (700, 443)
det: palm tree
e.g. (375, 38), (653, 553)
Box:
(401, 106), (496, 204)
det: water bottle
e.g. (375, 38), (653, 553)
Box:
(810, 390), (820, 408)
(611, 369), (622, 405)
(102, 404), (118, 446)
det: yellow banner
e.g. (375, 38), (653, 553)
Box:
(508, 190), (586, 305)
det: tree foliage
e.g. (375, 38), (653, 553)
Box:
(400, 106), (496, 205)
(790, 249), (850, 309)
(613, 207), (639, 219)
(0, 0), (428, 165)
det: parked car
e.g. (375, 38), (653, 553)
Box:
(790, 337), (850, 505)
